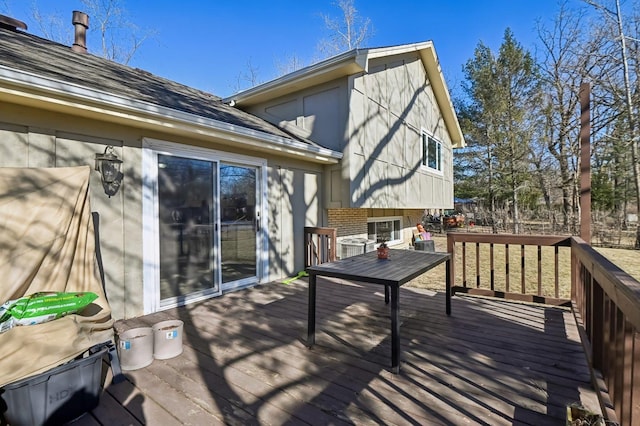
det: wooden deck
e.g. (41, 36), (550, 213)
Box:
(72, 277), (601, 425)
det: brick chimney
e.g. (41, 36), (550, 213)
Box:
(71, 11), (89, 53)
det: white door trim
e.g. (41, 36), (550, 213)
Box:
(141, 138), (269, 314)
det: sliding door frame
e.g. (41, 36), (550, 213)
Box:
(142, 138), (269, 314)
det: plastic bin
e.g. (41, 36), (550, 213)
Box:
(1, 345), (107, 426)
(153, 320), (184, 360)
(117, 326), (154, 370)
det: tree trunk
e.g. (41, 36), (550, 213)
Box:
(614, 0), (640, 246)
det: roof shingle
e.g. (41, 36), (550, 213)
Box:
(0, 25), (324, 148)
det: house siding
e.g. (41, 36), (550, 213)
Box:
(245, 79), (350, 153)
(240, 60), (456, 213)
(347, 52), (454, 210)
(268, 164), (322, 278)
(0, 102), (324, 319)
(236, 50), (457, 242)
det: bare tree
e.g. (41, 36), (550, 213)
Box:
(232, 58), (261, 94)
(536, 2), (604, 232)
(27, 0), (153, 65)
(231, 0), (373, 94)
(317, 0), (372, 57)
(585, 0), (640, 246)
(78, 0), (152, 64)
(29, 6), (70, 44)
(275, 53), (304, 77)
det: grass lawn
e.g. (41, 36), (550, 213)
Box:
(406, 234), (640, 298)
(594, 246), (640, 281)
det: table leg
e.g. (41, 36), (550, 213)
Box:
(307, 273), (316, 347)
(445, 258), (451, 316)
(384, 285), (389, 304)
(390, 285), (400, 374)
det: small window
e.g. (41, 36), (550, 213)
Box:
(367, 217), (402, 246)
(422, 133), (442, 172)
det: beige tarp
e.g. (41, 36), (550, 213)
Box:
(0, 166), (114, 387)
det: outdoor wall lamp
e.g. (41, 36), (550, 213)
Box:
(95, 145), (123, 197)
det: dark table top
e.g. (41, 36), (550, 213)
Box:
(306, 249), (450, 287)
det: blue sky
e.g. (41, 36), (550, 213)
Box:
(3, 1), (581, 98)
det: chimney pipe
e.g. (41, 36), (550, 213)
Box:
(71, 11), (89, 53)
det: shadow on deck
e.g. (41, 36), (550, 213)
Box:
(76, 278), (600, 425)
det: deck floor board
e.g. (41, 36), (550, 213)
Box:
(77, 277), (602, 425)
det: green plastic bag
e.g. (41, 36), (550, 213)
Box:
(0, 292), (98, 333)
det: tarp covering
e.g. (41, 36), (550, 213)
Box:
(0, 166), (114, 387)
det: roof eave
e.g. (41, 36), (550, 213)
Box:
(0, 65), (343, 164)
(418, 45), (466, 149)
(223, 49), (368, 106)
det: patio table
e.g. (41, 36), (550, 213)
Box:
(306, 249), (451, 373)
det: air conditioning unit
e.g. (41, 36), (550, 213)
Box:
(340, 238), (375, 259)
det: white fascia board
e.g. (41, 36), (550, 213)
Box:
(365, 41), (434, 60)
(224, 49), (368, 105)
(417, 45), (466, 148)
(0, 65), (343, 163)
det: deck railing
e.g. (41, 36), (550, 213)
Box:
(447, 231), (640, 425)
(571, 237), (640, 425)
(304, 226), (337, 268)
(446, 232), (572, 305)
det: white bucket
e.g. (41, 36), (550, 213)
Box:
(117, 327), (154, 370)
(152, 320), (184, 360)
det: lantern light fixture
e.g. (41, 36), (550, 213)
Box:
(94, 145), (123, 197)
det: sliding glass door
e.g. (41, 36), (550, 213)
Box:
(157, 154), (219, 306)
(220, 163), (260, 288)
(143, 140), (266, 313)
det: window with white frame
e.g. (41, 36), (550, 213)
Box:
(422, 132), (442, 172)
(367, 217), (402, 246)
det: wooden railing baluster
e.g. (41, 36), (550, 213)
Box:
(554, 246), (559, 298)
(303, 227), (336, 268)
(462, 242), (467, 288)
(476, 242), (480, 288)
(490, 243), (494, 291)
(622, 320), (633, 425)
(505, 244), (510, 293)
(537, 246), (542, 296)
(521, 244), (525, 294)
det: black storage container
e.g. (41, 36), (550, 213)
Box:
(1, 345), (107, 426)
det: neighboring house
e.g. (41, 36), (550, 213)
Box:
(225, 42), (465, 253)
(0, 12), (464, 321)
